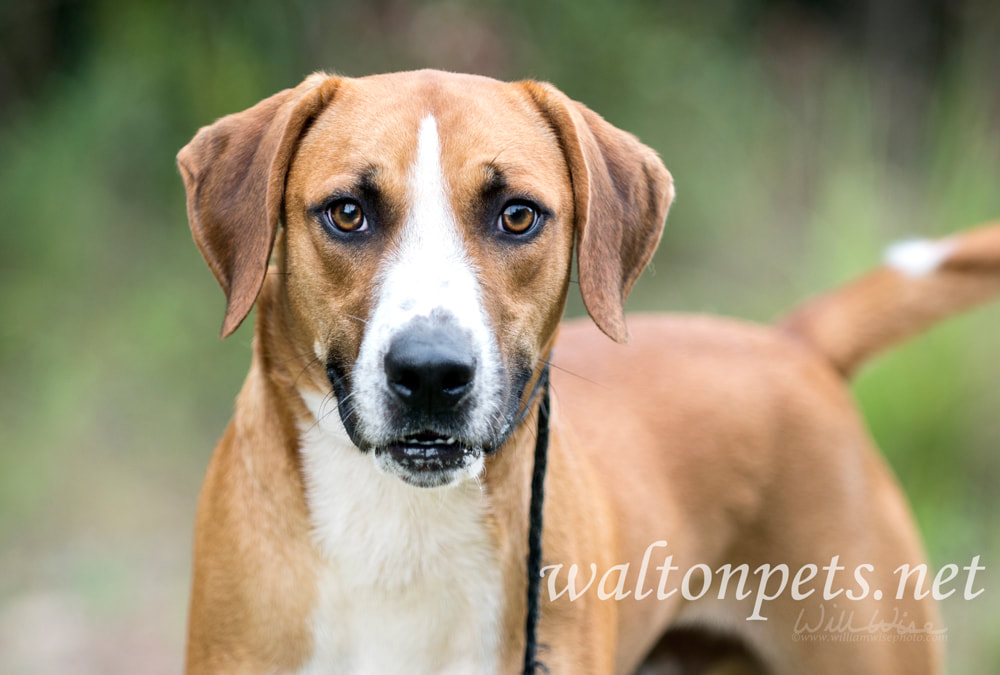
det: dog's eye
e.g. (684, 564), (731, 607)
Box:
(499, 202), (538, 235)
(324, 199), (367, 233)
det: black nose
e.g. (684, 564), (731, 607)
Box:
(384, 321), (477, 415)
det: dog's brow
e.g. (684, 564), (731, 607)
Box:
(309, 165), (385, 208)
(357, 165), (382, 194)
(479, 163), (508, 198)
(355, 165), (403, 226)
(477, 162), (552, 215)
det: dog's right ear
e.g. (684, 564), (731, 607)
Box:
(177, 73), (339, 338)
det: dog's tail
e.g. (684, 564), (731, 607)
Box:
(779, 221), (1000, 377)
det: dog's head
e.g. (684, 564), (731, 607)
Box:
(178, 70), (672, 488)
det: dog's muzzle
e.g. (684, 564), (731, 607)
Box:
(323, 314), (492, 487)
(376, 321), (477, 479)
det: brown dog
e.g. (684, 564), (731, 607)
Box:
(177, 69), (999, 674)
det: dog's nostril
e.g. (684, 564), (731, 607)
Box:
(440, 361), (475, 395)
(386, 364), (419, 398)
(383, 322), (477, 414)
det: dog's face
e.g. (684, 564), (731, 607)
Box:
(282, 75), (574, 487)
(178, 70), (672, 488)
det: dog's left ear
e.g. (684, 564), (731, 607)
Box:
(178, 73), (340, 337)
(521, 82), (674, 343)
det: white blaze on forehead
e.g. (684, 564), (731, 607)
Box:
(350, 114), (503, 447)
(412, 115), (451, 242)
(384, 115), (481, 314)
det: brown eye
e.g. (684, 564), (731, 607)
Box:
(325, 199), (366, 233)
(499, 203), (538, 235)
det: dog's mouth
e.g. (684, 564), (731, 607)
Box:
(377, 430), (488, 488)
(325, 353), (534, 488)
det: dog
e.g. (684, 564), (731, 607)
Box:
(177, 69), (999, 674)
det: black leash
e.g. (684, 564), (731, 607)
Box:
(522, 363), (551, 675)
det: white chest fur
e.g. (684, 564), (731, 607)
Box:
(294, 391), (503, 675)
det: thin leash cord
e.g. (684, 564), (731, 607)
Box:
(522, 363), (551, 675)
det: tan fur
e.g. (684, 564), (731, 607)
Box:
(178, 69), (998, 674)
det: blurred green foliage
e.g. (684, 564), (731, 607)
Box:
(1, 0), (998, 672)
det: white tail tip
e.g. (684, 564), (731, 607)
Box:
(884, 238), (953, 277)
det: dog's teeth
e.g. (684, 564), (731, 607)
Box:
(400, 436), (461, 447)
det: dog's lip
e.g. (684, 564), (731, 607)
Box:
(381, 430), (484, 470)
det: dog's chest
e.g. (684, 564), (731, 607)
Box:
(294, 412), (503, 675)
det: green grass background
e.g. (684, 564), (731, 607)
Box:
(1, 0), (998, 672)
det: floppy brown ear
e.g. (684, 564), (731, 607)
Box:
(521, 82), (674, 342)
(177, 73), (340, 337)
